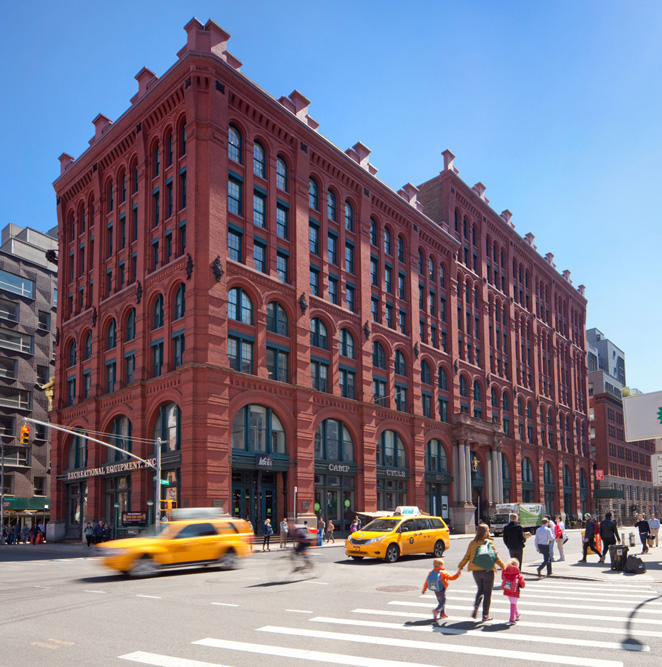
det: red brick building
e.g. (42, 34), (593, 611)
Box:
(50, 19), (591, 540)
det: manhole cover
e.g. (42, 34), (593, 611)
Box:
(376, 585), (418, 592)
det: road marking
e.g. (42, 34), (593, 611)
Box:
(286, 609), (313, 613)
(436, 590), (662, 605)
(48, 639), (76, 645)
(390, 601), (662, 625)
(84, 590), (107, 594)
(420, 594), (662, 615)
(252, 627), (624, 667)
(302, 580), (328, 585)
(450, 587), (660, 601)
(120, 651), (227, 666)
(137, 595), (162, 599)
(520, 582), (655, 593)
(211, 602), (238, 607)
(352, 608), (662, 637)
(31, 642), (58, 649)
(310, 615), (648, 652)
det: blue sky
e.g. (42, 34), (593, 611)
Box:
(3, 1), (661, 391)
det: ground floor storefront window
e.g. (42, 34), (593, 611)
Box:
(232, 470), (281, 533)
(377, 478), (407, 510)
(315, 474), (355, 532)
(425, 482), (449, 520)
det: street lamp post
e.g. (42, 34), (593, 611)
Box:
(0, 438), (4, 545)
(147, 500), (154, 527)
(114, 502), (120, 540)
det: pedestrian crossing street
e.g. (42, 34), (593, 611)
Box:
(118, 578), (661, 667)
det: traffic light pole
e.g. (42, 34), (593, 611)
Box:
(155, 438), (161, 530)
(1, 440), (5, 545)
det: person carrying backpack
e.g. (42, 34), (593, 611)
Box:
(457, 524), (505, 623)
(501, 557), (526, 624)
(422, 558), (460, 620)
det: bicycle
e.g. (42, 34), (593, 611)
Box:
(272, 543), (317, 582)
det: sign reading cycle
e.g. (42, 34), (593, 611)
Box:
(64, 458), (157, 480)
(385, 468), (407, 478)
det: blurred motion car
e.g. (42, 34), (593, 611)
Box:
(98, 508), (253, 577)
(345, 511), (450, 563)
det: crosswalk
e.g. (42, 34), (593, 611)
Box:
(118, 578), (661, 667)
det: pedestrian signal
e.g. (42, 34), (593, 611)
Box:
(20, 425), (30, 445)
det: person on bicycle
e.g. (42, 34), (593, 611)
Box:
(293, 521), (312, 563)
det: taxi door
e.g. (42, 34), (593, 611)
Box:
(168, 523), (218, 564)
(413, 517), (434, 554)
(397, 519), (420, 556)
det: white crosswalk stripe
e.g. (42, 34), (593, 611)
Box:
(118, 578), (661, 667)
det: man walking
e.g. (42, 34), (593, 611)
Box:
(634, 514), (650, 555)
(579, 513), (602, 562)
(534, 518), (555, 578)
(503, 513), (526, 568)
(599, 512), (620, 564)
(649, 513), (660, 548)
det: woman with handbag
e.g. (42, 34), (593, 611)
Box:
(262, 518), (273, 551)
(457, 524), (506, 623)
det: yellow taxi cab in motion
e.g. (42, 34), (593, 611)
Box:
(345, 508), (450, 563)
(98, 508), (253, 577)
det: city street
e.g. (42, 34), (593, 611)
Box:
(2, 534), (662, 667)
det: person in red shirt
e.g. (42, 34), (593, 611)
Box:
(501, 557), (526, 624)
(422, 558), (460, 620)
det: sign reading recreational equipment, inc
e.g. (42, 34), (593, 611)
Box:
(63, 458), (157, 480)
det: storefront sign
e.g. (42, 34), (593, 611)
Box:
(328, 463), (350, 473)
(64, 458), (157, 481)
(255, 454), (273, 469)
(385, 469), (407, 478)
(122, 511), (147, 526)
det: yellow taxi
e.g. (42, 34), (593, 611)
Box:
(98, 508), (253, 577)
(345, 510), (450, 563)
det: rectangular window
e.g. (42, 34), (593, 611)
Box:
(228, 336), (253, 374)
(167, 181), (173, 218)
(106, 361), (116, 393)
(165, 232), (172, 264)
(385, 266), (392, 293)
(267, 347), (289, 382)
(345, 284), (355, 312)
(386, 303), (394, 328)
(228, 229), (242, 262)
(132, 206), (139, 241)
(398, 273), (406, 299)
(119, 262), (125, 289)
(131, 254), (137, 283)
(345, 243), (354, 274)
(373, 378), (387, 407)
(67, 377), (76, 407)
(106, 225), (113, 257)
(371, 297), (380, 322)
(339, 368), (356, 399)
(152, 241), (159, 271)
(329, 276), (338, 304)
(125, 354), (135, 385)
(153, 190), (160, 226)
(152, 341), (164, 377)
(371, 258), (379, 286)
(180, 169), (187, 209)
(172, 333), (185, 369)
(37, 310), (50, 331)
(228, 177), (242, 216)
(253, 191), (266, 228)
(395, 385), (407, 412)
(422, 393), (432, 418)
(310, 267), (320, 296)
(276, 252), (289, 283)
(276, 205), (288, 239)
(399, 310), (407, 334)
(106, 270), (112, 296)
(0, 387), (30, 410)
(438, 398), (449, 422)
(328, 234), (338, 265)
(310, 360), (329, 392)
(0, 298), (18, 322)
(254, 242), (267, 273)
(309, 223), (320, 255)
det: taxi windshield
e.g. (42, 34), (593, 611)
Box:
(362, 519), (400, 532)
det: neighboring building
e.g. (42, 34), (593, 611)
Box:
(588, 328), (659, 523)
(0, 223), (57, 525)
(50, 19), (591, 541)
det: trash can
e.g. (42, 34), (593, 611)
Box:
(316, 529), (323, 546)
(629, 532), (636, 547)
(609, 544), (628, 571)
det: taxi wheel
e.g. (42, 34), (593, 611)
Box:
(433, 540), (445, 558)
(385, 544), (400, 563)
(129, 555), (159, 578)
(350, 555), (364, 560)
(218, 548), (238, 570)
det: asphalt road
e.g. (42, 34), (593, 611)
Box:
(1, 538), (661, 667)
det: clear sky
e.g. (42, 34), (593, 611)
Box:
(3, 1), (661, 392)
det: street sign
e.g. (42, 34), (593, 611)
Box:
(160, 479), (170, 486)
(596, 470), (604, 480)
(623, 390), (662, 441)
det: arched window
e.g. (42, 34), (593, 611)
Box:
(153, 143), (160, 177)
(253, 141), (266, 178)
(327, 190), (337, 222)
(384, 228), (391, 255)
(491, 387), (499, 408)
(232, 404), (286, 454)
(166, 130), (173, 167)
(153, 402), (181, 452)
(228, 287), (253, 324)
(308, 178), (319, 210)
(125, 308), (136, 341)
(106, 319), (117, 350)
(438, 367), (448, 391)
(153, 295), (164, 329)
(517, 397), (523, 416)
(439, 263), (445, 289)
(339, 329), (355, 359)
(372, 341), (386, 369)
(68, 430), (87, 469)
(276, 157), (288, 192)
(83, 331), (92, 360)
(370, 218), (377, 245)
(426, 439), (448, 473)
(473, 380), (482, 402)
(377, 430), (406, 467)
(174, 283), (185, 320)
(315, 419), (354, 461)
(310, 317), (328, 349)
(394, 350), (407, 376)
(428, 257), (435, 281)
(398, 236), (405, 262)
(522, 457), (534, 482)
(459, 375), (468, 397)
(179, 117), (187, 156)
(228, 125), (242, 163)
(67, 339), (77, 367)
(266, 302), (288, 335)
(344, 201), (353, 231)
(527, 402), (533, 419)
(108, 415), (132, 462)
(544, 461), (555, 485)
(502, 392), (510, 412)
(421, 360), (431, 385)
(418, 250), (424, 274)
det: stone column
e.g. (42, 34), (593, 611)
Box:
(486, 453), (493, 504)
(458, 442), (467, 503)
(496, 451), (503, 503)
(464, 442), (472, 505)
(453, 444), (460, 503)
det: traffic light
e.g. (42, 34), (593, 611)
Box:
(160, 499), (177, 512)
(19, 425), (30, 445)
